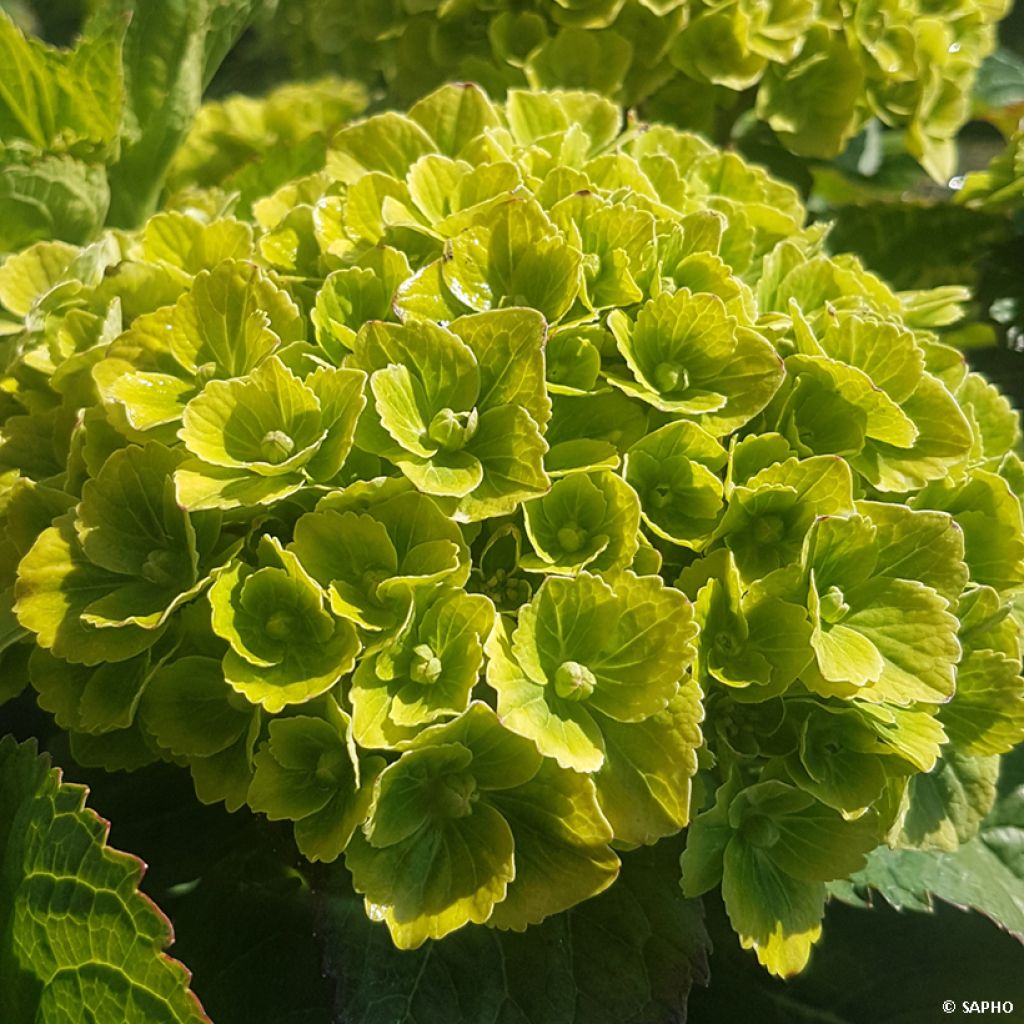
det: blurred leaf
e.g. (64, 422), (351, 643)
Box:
(689, 892), (1024, 1023)
(825, 202), (1007, 291)
(834, 747), (1024, 945)
(974, 49), (1024, 137)
(101, 0), (261, 227)
(320, 836), (710, 1024)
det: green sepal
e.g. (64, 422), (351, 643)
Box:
(624, 420), (726, 549)
(209, 538), (361, 713)
(290, 489), (470, 632)
(486, 572), (696, 771)
(249, 702), (385, 862)
(521, 470), (641, 575)
(350, 586), (495, 749)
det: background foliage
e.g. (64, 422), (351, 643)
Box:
(1, 1), (1024, 1022)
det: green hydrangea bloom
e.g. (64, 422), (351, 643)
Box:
(2, 84), (1023, 977)
(240, 0), (1008, 178)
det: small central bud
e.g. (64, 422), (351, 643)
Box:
(653, 361), (686, 393)
(582, 252), (602, 278)
(410, 643), (443, 685)
(266, 611), (294, 640)
(434, 771), (478, 818)
(819, 585), (849, 624)
(753, 514), (785, 545)
(141, 549), (180, 587)
(361, 567), (390, 601)
(650, 482), (673, 509)
(314, 749), (344, 787)
(554, 660), (597, 701)
(196, 361), (218, 387)
(557, 523), (586, 553)
(427, 407), (478, 451)
(714, 631), (740, 656)
(260, 429), (295, 463)
(741, 814), (780, 849)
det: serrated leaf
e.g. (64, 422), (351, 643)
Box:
(840, 750), (1024, 945)
(0, 735), (208, 1023)
(322, 836), (708, 1024)
(900, 753), (1000, 853)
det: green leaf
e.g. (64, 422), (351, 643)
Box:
(785, 354), (919, 449)
(312, 266), (394, 359)
(486, 758), (619, 930)
(715, 456), (855, 580)
(0, 153), (110, 250)
(141, 211), (253, 273)
(77, 441), (200, 590)
(0, 239), (78, 318)
(810, 576), (961, 705)
(139, 654), (254, 759)
(447, 307), (551, 429)
(249, 707), (383, 863)
(322, 836), (708, 1024)
(456, 403), (550, 522)
(721, 836), (826, 979)
(179, 356), (325, 475)
(841, 749), (1024, 945)
(486, 613), (607, 773)
(0, 735), (208, 1023)
(819, 316), (924, 405)
(0, 12), (122, 152)
(913, 470), (1024, 594)
(29, 644), (151, 737)
(809, 590), (885, 690)
(170, 260), (303, 379)
(594, 682), (703, 846)
(711, 780), (880, 976)
(346, 745), (517, 947)
(408, 82), (502, 158)
(487, 572), (696, 772)
(789, 708), (890, 817)
(301, 365), (367, 482)
(899, 753), (1000, 853)
(550, 191), (654, 310)
(350, 587), (494, 748)
(940, 648), (1024, 757)
(545, 390), (648, 476)
(172, 462), (305, 513)
(851, 373), (974, 493)
(526, 27), (634, 96)
(857, 500), (968, 604)
(442, 197), (582, 323)
(690, 551), (811, 696)
(756, 25), (864, 158)
(958, 372), (1021, 466)
(291, 490), (468, 631)
(104, 0), (261, 227)
(327, 111), (436, 183)
(545, 326), (604, 395)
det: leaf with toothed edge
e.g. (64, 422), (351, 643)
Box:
(0, 734), (209, 1023)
